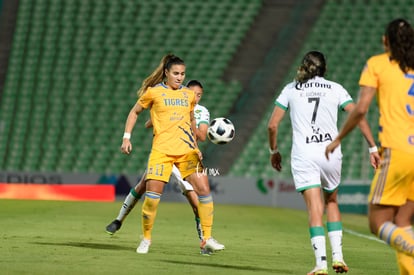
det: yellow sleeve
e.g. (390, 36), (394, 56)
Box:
(137, 88), (153, 109)
(359, 56), (380, 88)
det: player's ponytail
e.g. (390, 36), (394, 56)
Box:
(295, 51), (327, 85)
(137, 54), (185, 97)
(385, 18), (414, 73)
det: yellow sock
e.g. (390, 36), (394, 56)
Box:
(396, 227), (414, 275)
(141, 191), (161, 240)
(396, 251), (414, 275)
(378, 222), (414, 257)
(198, 194), (214, 240)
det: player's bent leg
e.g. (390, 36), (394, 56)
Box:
(105, 182), (144, 235)
(134, 173), (148, 194)
(395, 201), (414, 274)
(378, 221), (414, 257)
(396, 250), (414, 275)
(184, 191), (203, 240)
(185, 190), (199, 215)
(106, 220), (122, 235)
(368, 204), (414, 256)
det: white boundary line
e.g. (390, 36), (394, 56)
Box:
(344, 228), (386, 244)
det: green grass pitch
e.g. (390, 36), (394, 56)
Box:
(0, 199), (398, 274)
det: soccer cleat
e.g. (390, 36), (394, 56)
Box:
(199, 248), (213, 256)
(209, 237), (225, 250)
(332, 261), (349, 273)
(307, 266), (328, 275)
(136, 238), (151, 254)
(105, 220), (122, 235)
(200, 237), (225, 252)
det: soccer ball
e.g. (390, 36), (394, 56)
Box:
(207, 117), (235, 145)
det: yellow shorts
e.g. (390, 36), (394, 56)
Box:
(369, 148), (414, 206)
(146, 149), (203, 183)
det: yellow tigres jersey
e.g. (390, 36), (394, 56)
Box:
(138, 83), (197, 155)
(359, 53), (414, 153)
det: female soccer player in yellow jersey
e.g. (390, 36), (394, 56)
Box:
(120, 54), (218, 254)
(106, 80), (224, 252)
(326, 18), (414, 274)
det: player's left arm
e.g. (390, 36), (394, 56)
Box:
(195, 123), (208, 141)
(145, 119), (153, 128)
(190, 110), (203, 160)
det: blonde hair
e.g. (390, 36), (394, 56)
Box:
(137, 54), (185, 97)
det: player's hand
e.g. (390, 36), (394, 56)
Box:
(325, 139), (341, 160)
(370, 151), (381, 169)
(121, 139), (132, 154)
(270, 152), (282, 171)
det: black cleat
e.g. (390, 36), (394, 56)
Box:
(105, 220), (122, 235)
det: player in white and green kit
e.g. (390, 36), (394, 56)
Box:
(268, 51), (380, 275)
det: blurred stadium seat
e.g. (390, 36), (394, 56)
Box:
(0, 0), (262, 173)
(3, 0), (410, 180)
(229, 0), (413, 180)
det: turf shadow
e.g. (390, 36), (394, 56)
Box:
(31, 241), (131, 251)
(161, 259), (293, 274)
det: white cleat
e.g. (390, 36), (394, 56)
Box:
(136, 238), (151, 254)
(201, 237), (225, 252)
(209, 237), (225, 250)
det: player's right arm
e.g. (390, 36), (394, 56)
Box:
(267, 105), (285, 171)
(121, 102), (145, 155)
(342, 100), (380, 168)
(326, 86), (377, 160)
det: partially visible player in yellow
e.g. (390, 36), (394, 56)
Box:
(326, 18), (414, 274)
(121, 54), (219, 254)
(395, 192), (414, 275)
